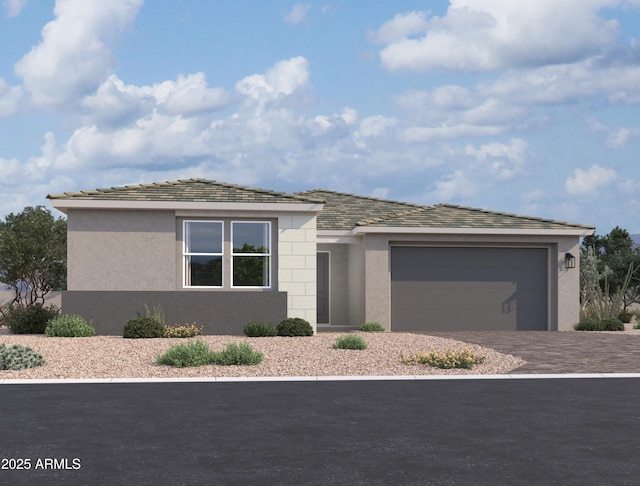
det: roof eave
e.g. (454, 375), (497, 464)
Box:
(351, 226), (595, 237)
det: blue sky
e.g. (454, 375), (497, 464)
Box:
(2, 0), (640, 234)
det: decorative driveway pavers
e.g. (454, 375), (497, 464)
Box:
(423, 331), (640, 374)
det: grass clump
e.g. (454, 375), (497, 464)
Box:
(401, 348), (485, 370)
(163, 323), (203, 338)
(0, 343), (46, 370)
(575, 318), (624, 331)
(156, 341), (263, 368)
(243, 321), (277, 337)
(333, 335), (367, 350)
(45, 314), (95, 337)
(277, 317), (313, 337)
(359, 322), (384, 332)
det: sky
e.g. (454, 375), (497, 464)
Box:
(1, 0), (640, 234)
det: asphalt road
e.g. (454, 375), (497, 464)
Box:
(1, 378), (639, 485)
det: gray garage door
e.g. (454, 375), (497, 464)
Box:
(391, 247), (548, 331)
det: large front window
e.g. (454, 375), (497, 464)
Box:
(183, 220), (271, 288)
(232, 222), (271, 287)
(184, 221), (223, 287)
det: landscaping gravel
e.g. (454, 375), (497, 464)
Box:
(0, 330), (525, 379)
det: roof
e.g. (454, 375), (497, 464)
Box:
(297, 189), (595, 232)
(47, 178), (324, 205)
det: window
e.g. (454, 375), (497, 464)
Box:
(184, 221), (223, 287)
(232, 222), (271, 287)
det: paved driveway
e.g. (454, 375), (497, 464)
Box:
(425, 331), (640, 374)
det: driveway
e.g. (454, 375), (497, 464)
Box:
(424, 331), (640, 374)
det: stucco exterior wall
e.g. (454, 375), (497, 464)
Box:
(67, 209), (176, 291)
(278, 214), (318, 329)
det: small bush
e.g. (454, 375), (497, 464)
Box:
(210, 342), (263, 366)
(617, 310), (633, 323)
(4, 304), (59, 334)
(0, 343), (46, 370)
(333, 335), (367, 350)
(163, 323), (202, 338)
(243, 321), (277, 337)
(277, 317), (313, 337)
(45, 315), (95, 337)
(359, 322), (385, 332)
(401, 348), (486, 369)
(575, 318), (625, 331)
(156, 340), (213, 368)
(123, 317), (165, 339)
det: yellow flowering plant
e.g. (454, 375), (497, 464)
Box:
(162, 323), (203, 338)
(401, 347), (485, 369)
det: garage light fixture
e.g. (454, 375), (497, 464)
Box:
(564, 253), (576, 269)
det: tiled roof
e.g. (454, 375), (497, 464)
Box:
(298, 190), (594, 231)
(47, 179), (324, 205)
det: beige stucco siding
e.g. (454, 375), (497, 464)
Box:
(67, 209), (176, 291)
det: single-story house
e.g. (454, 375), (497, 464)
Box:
(47, 178), (595, 334)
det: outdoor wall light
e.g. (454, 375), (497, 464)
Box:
(564, 252), (576, 269)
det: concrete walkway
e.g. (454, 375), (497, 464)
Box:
(425, 331), (640, 374)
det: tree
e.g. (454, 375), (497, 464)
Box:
(582, 226), (640, 309)
(0, 206), (66, 310)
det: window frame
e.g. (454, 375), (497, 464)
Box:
(183, 220), (224, 288)
(230, 221), (272, 289)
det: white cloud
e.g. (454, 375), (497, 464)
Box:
(430, 169), (478, 200)
(235, 56), (310, 104)
(0, 78), (23, 117)
(465, 138), (527, 179)
(369, 11), (429, 44)
(4, 0), (29, 17)
(14, 0), (143, 106)
(376, 0), (621, 72)
(284, 3), (310, 25)
(566, 164), (617, 195)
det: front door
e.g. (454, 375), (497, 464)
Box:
(317, 252), (330, 324)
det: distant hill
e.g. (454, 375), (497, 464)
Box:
(632, 234), (640, 249)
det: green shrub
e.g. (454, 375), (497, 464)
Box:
(359, 322), (385, 332)
(45, 315), (95, 337)
(575, 318), (625, 331)
(156, 340), (213, 368)
(401, 348), (486, 369)
(210, 342), (263, 366)
(163, 323), (203, 338)
(617, 310), (633, 323)
(277, 317), (313, 337)
(243, 321), (277, 337)
(333, 335), (367, 350)
(0, 343), (46, 370)
(123, 317), (165, 338)
(3, 304), (59, 334)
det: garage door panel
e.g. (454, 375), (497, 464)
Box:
(391, 247), (548, 331)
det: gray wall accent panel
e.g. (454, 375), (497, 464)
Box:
(391, 247), (548, 331)
(62, 291), (288, 335)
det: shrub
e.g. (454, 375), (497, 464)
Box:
(277, 317), (313, 337)
(401, 348), (486, 369)
(359, 322), (385, 332)
(243, 321), (277, 337)
(210, 342), (263, 366)
(3, 304), (59, 334)
(333, 335), (367, 350)
(0, 343), (46, 370)
(123, 317), (165, 339)
(575, 318), (625, 331)
(156, 340), (213, 368)
(163, 323), (203, 338)
(617, 310), (633, 324)
(45, 315), (95, 337)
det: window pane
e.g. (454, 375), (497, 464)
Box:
(186, 222), (222, 254)
(233, 222), (269, 253)
(187, 256), (222, 287)
(233, 256), (269, 287)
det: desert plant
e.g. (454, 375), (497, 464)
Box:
(575, 318), (625, 331)
(3, 304), (59, 334)
(210, 342), (263, 366)
(401, 348), (485, 369)
(156, 340), (213, 368)
(144, 304), (165, 326)
(123, 317), (165, 339)
(45, 314), (95, 337)
(333, 335), (367, 350)
(163, 323), (203, 338)
(0, 343), (46, 370)
(277, 317), (313, 337)
(359, 322), (385, 332)
(617, 310), (633, 323)
(243, 321), (277, 337)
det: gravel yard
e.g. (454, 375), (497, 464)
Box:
(0, 330), (525, 379)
